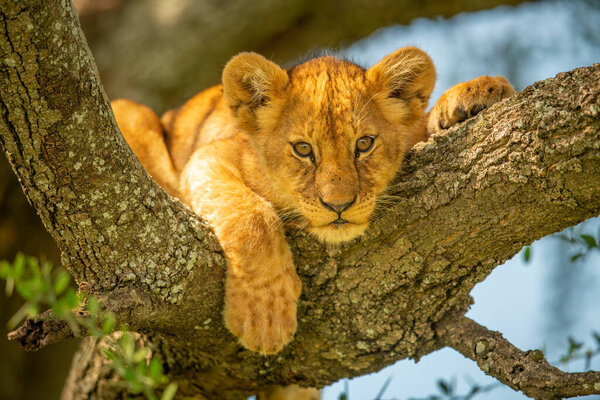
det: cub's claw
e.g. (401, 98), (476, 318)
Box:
(428, 76), (515, 134)
(224, 269), (301, 354)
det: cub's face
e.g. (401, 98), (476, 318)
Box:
(223, 47), (435, 243)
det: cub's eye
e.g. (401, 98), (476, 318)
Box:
(292, 142), (313, 158)
(355, 136), (375, 154)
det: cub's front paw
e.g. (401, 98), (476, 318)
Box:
(428, 76), (515, 134)
(224, 269), (301, 354)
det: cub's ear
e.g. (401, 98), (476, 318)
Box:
(222, 52), (289, 132)
(366, 47), (436, 115)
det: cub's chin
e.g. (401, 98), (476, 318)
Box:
(308, 222), (370, 244)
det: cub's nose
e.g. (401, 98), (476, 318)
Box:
(319, 196), (357, 214)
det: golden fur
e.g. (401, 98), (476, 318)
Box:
(112, 47), (514, 356)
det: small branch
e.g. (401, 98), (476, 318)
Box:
(7, 310), (83, 351)
(6, 286), (150, 351)
(437, 314), (600, 399)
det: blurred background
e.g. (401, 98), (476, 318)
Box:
(1, 0), (599, 399)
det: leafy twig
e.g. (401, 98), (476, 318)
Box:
(1, 254), (177, 400)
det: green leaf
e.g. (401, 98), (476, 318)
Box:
(581, 234), (598, 248)
(161, 383), (178, 400)
(127, 379), (144, 394)
(40, 280), (50, 297)
(133, 348), (150, 364)
(469, 385), (481, 395)
(103, 348), (117, 361)
(437, 379), (452, 395)
(87, 296), (100, 316)
(561, 336), (585, 363)
(53, 272), (71, 296)
(51, 298), (68, 316)
(13, 253), (25, 278)
(568, 336), (583, 352)
(41, 261), (53, 284)
(63, 289), (82, 309)
(0, 260), (10, 279)
(136, 358), (147, 376)
(149, 358), (163, 381)
(571, 253), (584, 263)
(16, 279), (35, 300)
(28, 257), (41, 279)
(102, 313), (117, 335)
(523, 246), (531, 262)
(121, 333), (135, 360)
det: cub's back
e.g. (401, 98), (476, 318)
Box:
(163, 84), (240, 172)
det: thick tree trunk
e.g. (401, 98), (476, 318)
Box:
(1, 1), (599, 399)
(78, 0), (529, 112)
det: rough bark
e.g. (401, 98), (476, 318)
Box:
(78, 0), (529, 112)
(1, 1), (600, 399)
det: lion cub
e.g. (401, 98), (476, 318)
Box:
(112, 47), (514, 354)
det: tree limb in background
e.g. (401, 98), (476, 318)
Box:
(72, 0), (123, 16)
(1, 0), (599, 399)
(78, 0), (529, 111)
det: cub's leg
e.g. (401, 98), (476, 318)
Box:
(111, 99), (179, 197)
(179, 140), (301, 354)
(427, 76), (515, 134)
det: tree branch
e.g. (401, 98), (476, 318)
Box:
(7, 310), (82, 351)
(1, 0), (600, 398)
(437, 314), (600, 400)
